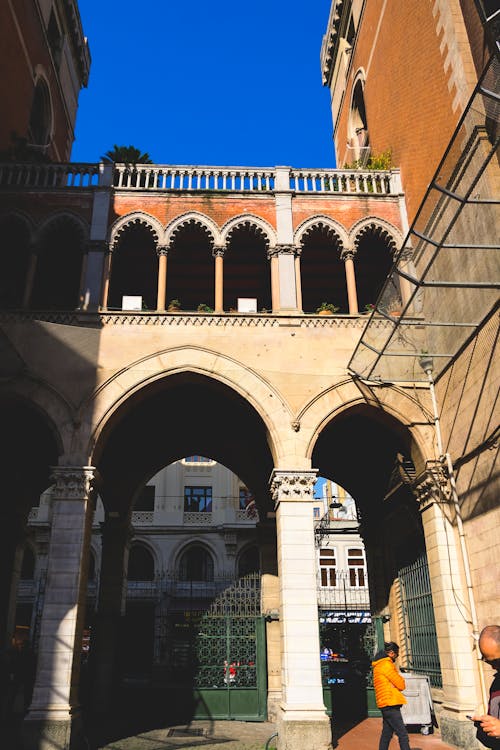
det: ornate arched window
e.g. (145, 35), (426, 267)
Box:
(179, 545), (214, 582)
(128, 545), (155, 581)
(108, 222), (158, 311)
(28, 78), (52, 148)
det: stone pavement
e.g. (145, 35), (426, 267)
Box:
(97, 718), (458, 750)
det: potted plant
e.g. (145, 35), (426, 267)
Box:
(197, 303), (214, 313)
(167, 299), (181, 312)
(316, 302), (339, 315)
(364, 303), (376, 314)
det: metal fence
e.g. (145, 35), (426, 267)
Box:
(399, 555), (442, 688)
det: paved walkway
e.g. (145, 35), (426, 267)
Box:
(97, 718), (458, 750)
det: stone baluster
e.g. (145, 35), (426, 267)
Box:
(156, 245), (169, 311)
(213, 245), (225, 312)
(341, 247), (359, 314)
(23, 466), (95, 750)
(270, 470), (332, 750)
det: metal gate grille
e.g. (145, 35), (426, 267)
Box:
(399, 555), (442, 688)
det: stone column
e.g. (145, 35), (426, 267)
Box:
(213, 246), (225, 312)
(294, 250), (303, 313)
(89, 514), (131, 714)
(341, 248), (359, 314)
(22, 241), (38, 308)
(413, 467), (480, 749)
(100, 248), (112, 310)
(156, 246), (168, 311)
(23, 466), (95, 750)
(270, 470), (332, 750)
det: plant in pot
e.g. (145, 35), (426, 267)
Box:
(167, 299), (181, 312)
(197, 303), (214, 313)
(316, 302), (339, 315)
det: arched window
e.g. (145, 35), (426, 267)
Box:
(128, 545), (155, 581)
(238, 546), (260, 577)
(20, 547), (36, 580)
(167, 221), (215, 311)
(179, 545), (214, 582)
(31, 217), (86, 309)
(354, 228), (395, 309)
(28, 79), (52, 148)
(224, 224), (271, 312)
(108, 223), (158, 311)
(348, 78), (369, 166)
(0, 215), (32, 308)
(299, 225), (347, 313)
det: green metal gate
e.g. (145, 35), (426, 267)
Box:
(399, 555), (442, 688)
(189, 573), (267, 720)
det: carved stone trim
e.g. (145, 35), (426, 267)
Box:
(270, 470), (318, 508)
(411, 461), (450, 511)
(50, 466), (95, 501)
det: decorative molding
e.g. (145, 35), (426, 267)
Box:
(270, 470), (318, 507)
(50, 466), (95, 501)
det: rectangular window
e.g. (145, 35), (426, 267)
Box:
(239, 487), (252, 510)
(347, 547), (366, 587)
(184, 486), (212, 513)
(319, 548), (336, 587)
(313, 507), (321, 519)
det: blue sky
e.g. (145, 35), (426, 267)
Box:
(71, 1), (336, 168)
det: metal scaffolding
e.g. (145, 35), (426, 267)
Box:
(349, 52), (500, 384)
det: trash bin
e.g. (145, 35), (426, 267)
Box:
(401, 672), (433, 734)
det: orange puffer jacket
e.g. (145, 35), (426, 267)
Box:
(372, 653), (407, 708)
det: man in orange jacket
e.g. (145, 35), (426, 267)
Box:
(372, 641), (411, 750)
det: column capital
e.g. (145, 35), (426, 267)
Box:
(50, 466), (96, 501)
(156, 245), (169, 257)
(399, 246), (414, 262)
(268, 243), (298, 259)
(270, 469), (318, 508)
(212, 245), (226, 258)
(340, 245), (356, 262)
(411, 461), (450, 511)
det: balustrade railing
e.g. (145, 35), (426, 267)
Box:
(0, 162), (100, 188)
(0, 162), (400, 195)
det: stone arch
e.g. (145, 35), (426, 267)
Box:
(297, 378), (434, 469)
(108, 211), (164, 251)
(221, 214), (277, 250)
(350, 217), (404, 256)
(165, 211), (221, 249)
(83, 347), (295, 469)
(128, 538), (158, 579)
(294, 215), (349, 251)
(35, 211), (89, 246)
(175, 540), (217, 581)
(0, 210), (36, 239)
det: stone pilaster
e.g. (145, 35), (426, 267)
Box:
(23, 466), (95, 750)
(413, 464), (481, 749)
(271, 470), (332, 750)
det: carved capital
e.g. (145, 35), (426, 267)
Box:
(341, 247), (356, 262)
(156, 245), (169, 257)
(212, 245), (225, 259)
(398, 247), (414, 262)
(50, 466), (95, 502)
(270, 470), (318, 508)
(268, 244), (298, 260)
(412, 461), (450, 511)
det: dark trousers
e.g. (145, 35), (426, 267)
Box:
(379, 705), (411, 750)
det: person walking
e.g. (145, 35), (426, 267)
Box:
(473, 625), (500, 748)
(372, 641), (411, 750)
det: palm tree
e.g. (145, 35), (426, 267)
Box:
(101, 145), (152, 164)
